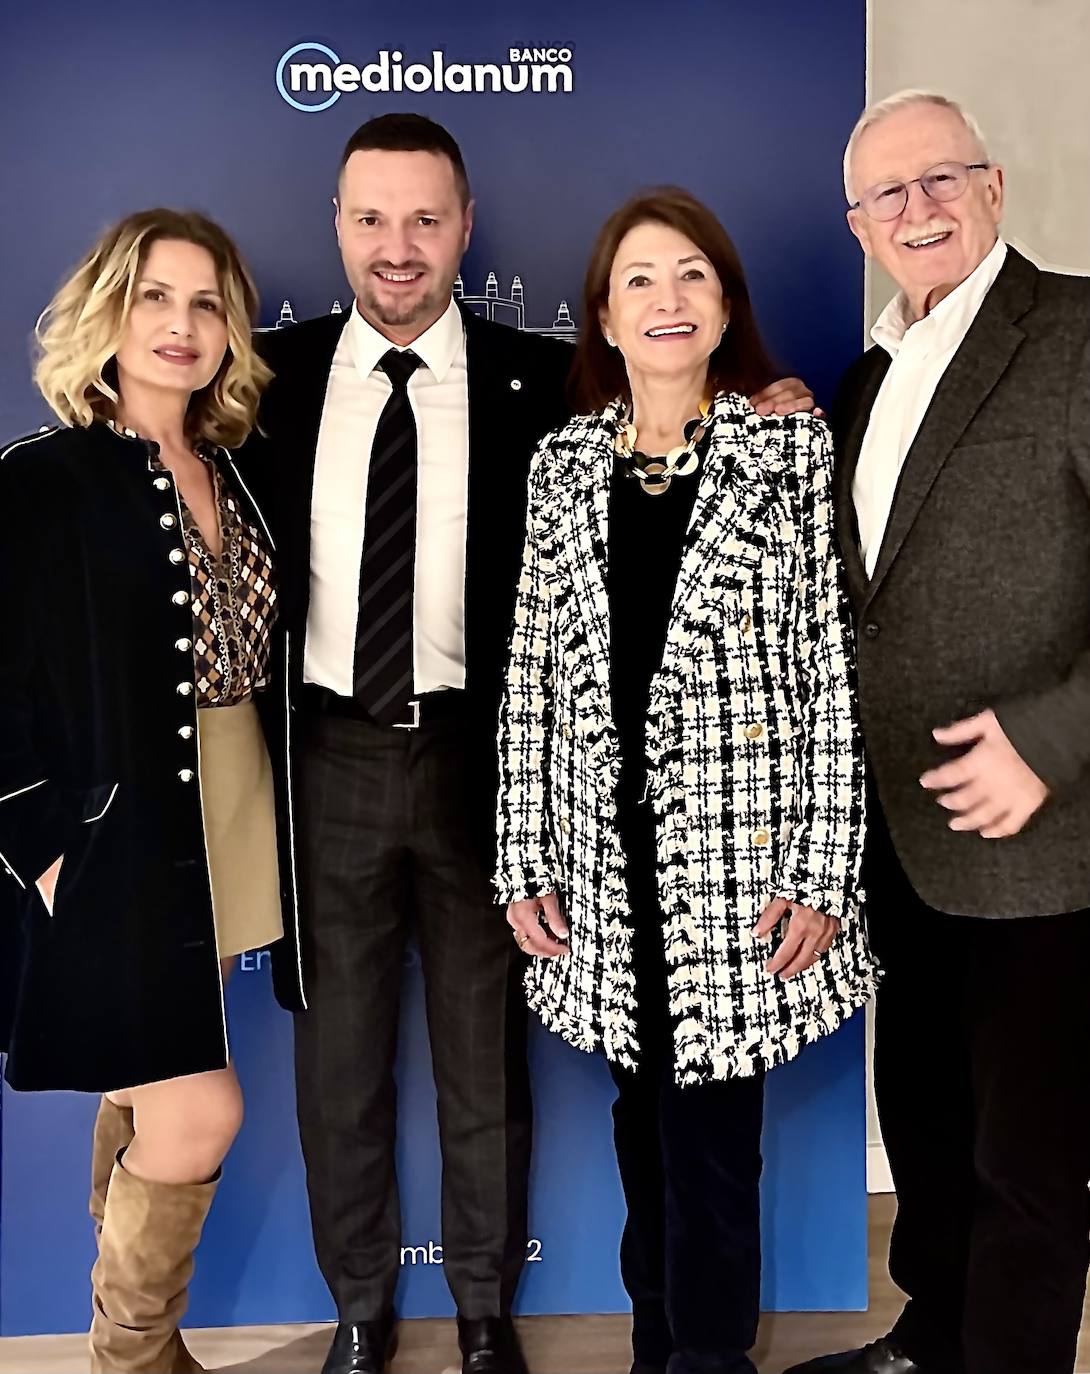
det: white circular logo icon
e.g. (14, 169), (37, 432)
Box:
(276, 41), (342, 112)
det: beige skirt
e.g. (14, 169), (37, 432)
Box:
(197, 698), (284, 959)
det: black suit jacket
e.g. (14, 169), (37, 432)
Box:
(832, 248), (1090, 917)
(238, 306), (573, 1007)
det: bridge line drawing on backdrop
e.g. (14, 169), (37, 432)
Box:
(264, 273), (577, 337)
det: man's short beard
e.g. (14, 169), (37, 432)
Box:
(357, 278), (448, 331)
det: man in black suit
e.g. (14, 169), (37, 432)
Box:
(245, 114), (571, 1374)
(247, 114), (816, 1374)
(788, 92), (1090, 1374)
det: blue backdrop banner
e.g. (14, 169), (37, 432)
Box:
(0, 0), (868, 1337)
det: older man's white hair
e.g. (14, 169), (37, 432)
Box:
(843, 89), (991, 204)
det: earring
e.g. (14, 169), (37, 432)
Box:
(721, 323), (728, 334)
(606, 334), (615, 347)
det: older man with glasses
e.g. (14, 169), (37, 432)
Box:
(787, 90), (1090, 1374)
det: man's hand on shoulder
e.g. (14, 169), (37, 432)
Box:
(750, 377), (824, 419)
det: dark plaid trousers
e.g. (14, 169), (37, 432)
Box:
(868, 803), (1090, 1374)
(292, 710), (532, 1321)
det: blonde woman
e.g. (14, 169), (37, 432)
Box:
(0, 209), (302, 1373)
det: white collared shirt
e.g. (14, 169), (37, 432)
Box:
(304, 297), (470, 695)
(853, 237), (1008, 576)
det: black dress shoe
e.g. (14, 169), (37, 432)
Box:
(457, 1315), (529, 1374)
(321, 1318), (398, 1374)
(783, 1337), (922, 1373)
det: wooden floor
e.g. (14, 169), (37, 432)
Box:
(3, 1196), (1089, 1373)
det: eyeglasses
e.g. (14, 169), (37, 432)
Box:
(852, 161), (991, 222)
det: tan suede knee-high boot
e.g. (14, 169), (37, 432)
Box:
(89, 1098), (136, 1241)
(89, 1153), (217, 1374)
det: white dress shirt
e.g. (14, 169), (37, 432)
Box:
(853, 237), (1008, 576)
(304, 298), (470, 696)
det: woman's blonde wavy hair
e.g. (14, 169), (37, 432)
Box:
(34, 208), (272, 448)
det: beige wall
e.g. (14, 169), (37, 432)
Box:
(862, 0), (1090, 1189)
(865, 0), (1090, 328)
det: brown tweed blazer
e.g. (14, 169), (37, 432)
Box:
(832, 247), (1090, 917)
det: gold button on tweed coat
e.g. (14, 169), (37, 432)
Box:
(495, 393), (879, 1083)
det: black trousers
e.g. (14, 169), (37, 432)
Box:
(868, 805), (1090, 1374)
(293, 712), (532, 1321)
(610, 798), (765, 1374)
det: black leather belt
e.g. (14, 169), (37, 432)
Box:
(301, 683), (466, 731)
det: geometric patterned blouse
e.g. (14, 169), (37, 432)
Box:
(156, 452), (278, 707)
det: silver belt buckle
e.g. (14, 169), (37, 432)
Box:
(393, 699), (421, 731)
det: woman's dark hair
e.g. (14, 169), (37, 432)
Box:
(569, 187), (778, 413)
(339, 113), (471, 206)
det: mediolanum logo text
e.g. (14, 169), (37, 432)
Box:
(276, 42), (575, 112)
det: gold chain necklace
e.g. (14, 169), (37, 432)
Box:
(613, 397), (712, 497)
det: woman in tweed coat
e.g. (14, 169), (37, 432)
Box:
(496, 189), (878, 1374)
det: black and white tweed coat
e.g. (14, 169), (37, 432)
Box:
(495, 392), (878, 1083)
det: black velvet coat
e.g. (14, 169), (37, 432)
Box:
(239, 307), (573, 1013)
(0, 420), (303, 1092)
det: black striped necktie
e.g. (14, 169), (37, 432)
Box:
(353, 348), (422, 723)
